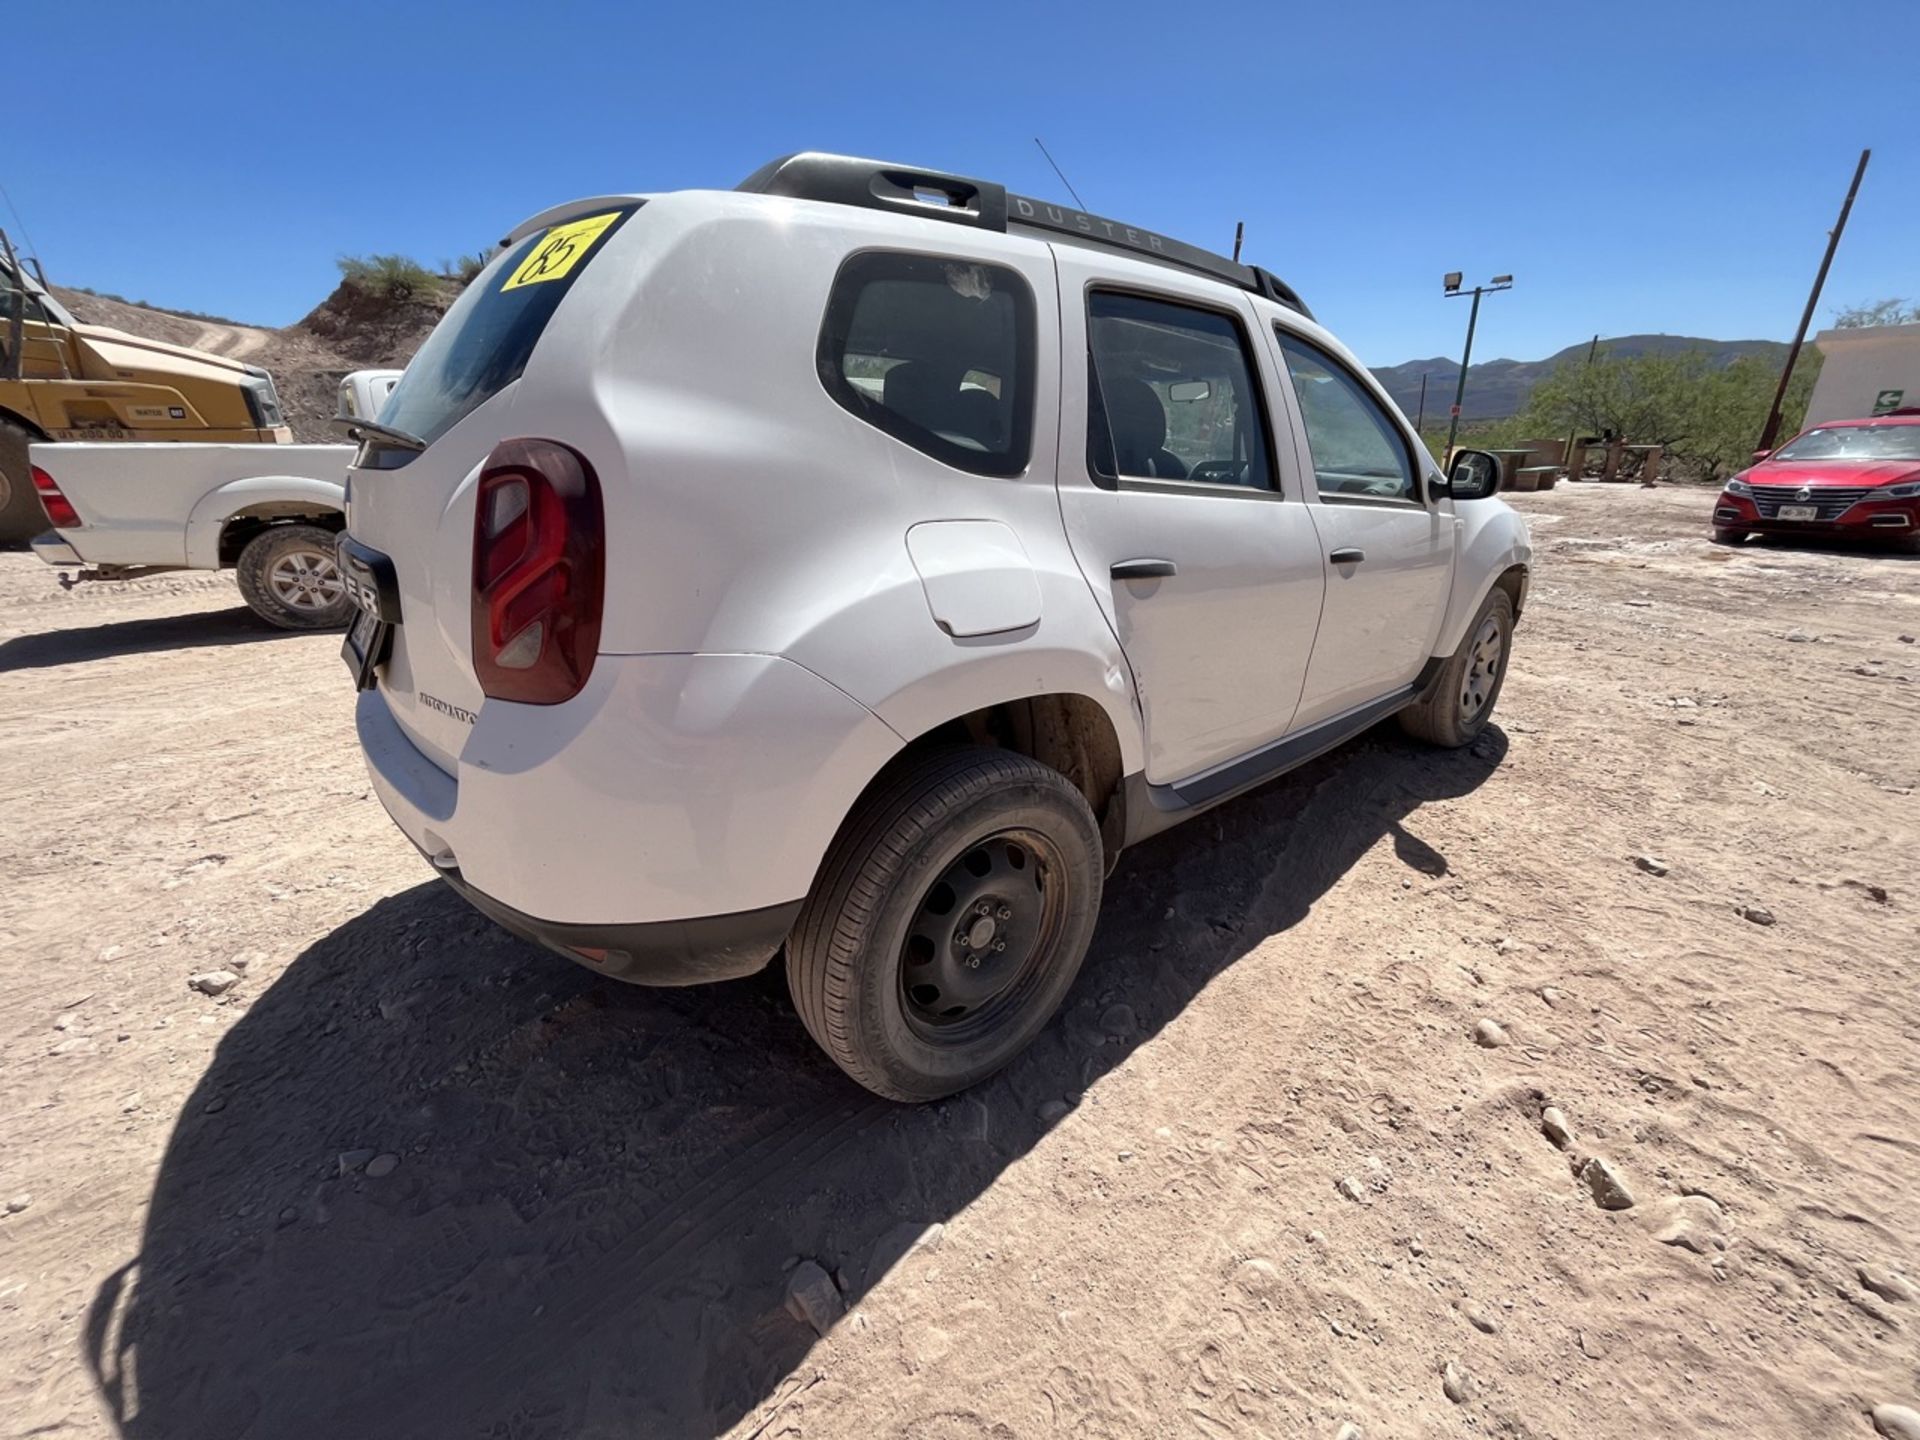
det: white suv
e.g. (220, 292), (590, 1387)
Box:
(339, 153), (1530, 1101)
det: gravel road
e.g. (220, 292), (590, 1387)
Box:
(1, 484), (1915, 1439)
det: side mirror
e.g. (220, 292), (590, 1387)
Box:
(1749, 449), (1772, 464)
(1445, 449), (1504, 501)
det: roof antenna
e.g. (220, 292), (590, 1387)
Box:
(1033, 137), (1088, 211)
(1232, 221), (1244, 263)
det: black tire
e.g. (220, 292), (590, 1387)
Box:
(234, 523), (352, 629)
(1399, 586), (1515, 748)
(0, 418), (49, 547)
(1710, 527), (1747, 545)
(787, 746), (1104, 1102)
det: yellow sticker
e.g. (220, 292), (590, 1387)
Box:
(500, 211), (622, 291)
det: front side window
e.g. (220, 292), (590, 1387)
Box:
(1086, 291), (1272, 489)
(819, 252), (1035, 477)
(1276, 332), (1418, 503)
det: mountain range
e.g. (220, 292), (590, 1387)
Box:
(1372, 334), (1790, 426)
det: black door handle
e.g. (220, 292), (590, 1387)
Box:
(1329, 547), (1366, 564)
(1111, 558), (1177, 580)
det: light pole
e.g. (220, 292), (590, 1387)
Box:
(1441, 272), (1513, 462)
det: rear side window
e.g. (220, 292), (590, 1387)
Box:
(380, 206), (637, 451)
(818, 252), (1035, 478)
(1086, 291), (1273, 490)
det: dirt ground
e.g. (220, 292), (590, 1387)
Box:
(1, 484), (1916, 1440)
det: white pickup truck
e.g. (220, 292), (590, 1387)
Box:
(27, 370), (399, 628)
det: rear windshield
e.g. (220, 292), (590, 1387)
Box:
(379, 204), (638, 450)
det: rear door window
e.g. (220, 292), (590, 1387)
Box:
(1086, 291), (1273, 491)
(818, 251), (1036, 477)
(379, 206), (638, 451)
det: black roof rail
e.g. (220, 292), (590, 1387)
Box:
(737, 152), (1311, 320)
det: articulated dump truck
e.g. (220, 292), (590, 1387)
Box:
(0, 228), (291, 543)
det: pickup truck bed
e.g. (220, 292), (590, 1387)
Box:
(29, 440), (359, 628)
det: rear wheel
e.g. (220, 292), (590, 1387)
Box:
(787, 747), (1104, 1102)
(1710, 527), (1747, 545)
(1399, 587), (1514, 748)
(0, 419), (49, 546)
(235, 523), (352, 629)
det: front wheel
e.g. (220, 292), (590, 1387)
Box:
(787, 747), (1104, 1102)
(1399, 587), (1514, 748)
(235, 523), (353, 629)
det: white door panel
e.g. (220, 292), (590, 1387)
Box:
(1294, 502), (1453, 728)
(1260, 320), (1456, 729)
(1050, 247), (1326, 785)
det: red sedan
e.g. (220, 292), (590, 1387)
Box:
(1713, 409), (1920, 551)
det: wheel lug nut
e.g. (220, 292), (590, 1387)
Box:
(997, 906), (1011, 920)
(994, 940), (1006, 952)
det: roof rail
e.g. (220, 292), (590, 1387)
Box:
(738, 152), (1310, 319)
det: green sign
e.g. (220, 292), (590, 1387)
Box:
(1873, 388), (1905, 415)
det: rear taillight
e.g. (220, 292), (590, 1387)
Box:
(470, 438), (604, 705)
(31, 466), (81, 529)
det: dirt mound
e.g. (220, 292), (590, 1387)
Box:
(293, 277), (452, 370)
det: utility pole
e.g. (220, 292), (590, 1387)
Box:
(1232, 221), (1244, 264)
(1756, 147), (1870, 454)
(1441, 272), (1514, 461)
(1415, 372), (1429, 433)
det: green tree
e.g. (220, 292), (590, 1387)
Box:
(336, 253), (443, 302)
(1832, 297), (1920, 328)
(1507, 346), (1820, 481)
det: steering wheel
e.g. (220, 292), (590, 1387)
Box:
(1187, 460), (1247, 485)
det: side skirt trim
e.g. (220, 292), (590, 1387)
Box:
(1120, 658), (1444, 847)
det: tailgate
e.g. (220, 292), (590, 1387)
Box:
(342, 200), (640, 774)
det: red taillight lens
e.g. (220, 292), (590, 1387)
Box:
(470, 438), (604, 705)
(31, 466), (81, 529)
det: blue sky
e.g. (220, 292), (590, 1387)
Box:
(9, 0), (1913, 367)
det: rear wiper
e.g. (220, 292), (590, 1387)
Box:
(332, 416), (427, 452)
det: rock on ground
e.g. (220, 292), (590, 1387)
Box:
(188, 970), (240, 996)
(1442, 1359), (1471, 1403)
(1647, 1194), (1730, 1254)
(783, 1261), (844, 1337)
(1873, 1405), (1920, 1440)
(1580, 1157), (1636, 1210)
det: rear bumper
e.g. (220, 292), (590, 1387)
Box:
(353, 651), (903, 983)
(433, 859), (802, 985)
(30, 530), (83, 566)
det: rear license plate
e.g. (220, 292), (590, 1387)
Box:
(337, 534), (401, 691)
(343, 604), (392, 691)
(1778, 504), (1819, 520)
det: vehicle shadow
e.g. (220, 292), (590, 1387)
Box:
(0, 606), (310, 673)
(87, 726), (1507, 1440)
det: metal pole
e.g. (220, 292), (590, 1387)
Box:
(1415, 372), (1428, 433)
(1232, 221), (1244, 264)
(1, 228), (24, 382)
(1757, 147), (1870, 453)
(1444, 287), (1483, 461)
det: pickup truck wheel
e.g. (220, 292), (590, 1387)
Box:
(1399, 587), (1514, 749)
(235, 523), (352, 630)
(0, 419), (48, 547)
(787, 747), (1104, 1102)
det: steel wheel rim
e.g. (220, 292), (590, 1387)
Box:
(1460, 614), (1504, 717)
(268, 549), (345, 611)
(899, 827), (1069, 1043)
